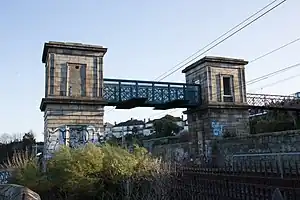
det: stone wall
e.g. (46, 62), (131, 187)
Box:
(150, 130), (300, 166)
(41, 42), (107, 160)
(183, 56), (250, 159)
(183, 56), (247, 105)
(43, 104), (103, 158)
(44, 42), (106, 98)
(215, 129), (300, 165)
(44, 104), (104, 130)
(151, 142), (193, 163)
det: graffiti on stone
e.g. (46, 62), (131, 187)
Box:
(0, 171), (11, 184)
(44, 125), (101, 159)
(68, 125), (98, 148)
(174, 148), (189, 162)
(211, 120), (224, 136)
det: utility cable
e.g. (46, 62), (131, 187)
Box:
(105, 1), (290, 116)
(157, 0), (287, 82)
(148, 36), (300, 119)
(107, 35), (298, 116)
(154, 0), (281, 81)
(149, 62), (300, 119)
(249, 37), (300, 63)
(208, 62), (300, 102)
(248, 73), (300, 93)
(180, 35), (300, 86)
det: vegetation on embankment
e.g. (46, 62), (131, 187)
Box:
(3, 143), (166, 199)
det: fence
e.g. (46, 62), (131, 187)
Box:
(169, 166), (299, 200)
(3, 160), (300, 200)
(232, 152), (300, 178)
(121, 160), (300, 200)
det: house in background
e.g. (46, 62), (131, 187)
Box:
(104, 122), (114, 138)
(109, 118), (145, 138)
(104, 115), (189, 138)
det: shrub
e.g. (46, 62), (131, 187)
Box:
(10, 143), (162, 198)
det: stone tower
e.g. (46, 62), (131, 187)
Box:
(40, 41), (107, 159)
(182, 56), (249, 161)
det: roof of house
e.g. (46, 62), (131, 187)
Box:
(147, 115), (182, 124)
(114, 119), (145, 127)
(104, 122), (114, 127)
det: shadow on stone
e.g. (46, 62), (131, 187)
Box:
(272, 188), (284, 200)
(0, 184), (41, 200)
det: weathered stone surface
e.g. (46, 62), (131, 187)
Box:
(183, 56), (249, 158)
(0, 184), (41, 200)
(272, 188), (284, 200)
(42, 41), (106, 99)
(216, 129), (300, 164)
(150, 130), (300, 166)
(41, 42), (107, 162)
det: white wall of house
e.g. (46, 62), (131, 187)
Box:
(104, 118), (189, 138)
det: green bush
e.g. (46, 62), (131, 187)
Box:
(11, 143), (162, 197)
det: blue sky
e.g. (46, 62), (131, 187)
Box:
(0, 0), (299, 141)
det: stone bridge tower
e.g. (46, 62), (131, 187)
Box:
(182, 56), (249, 162)
(40, 41), (107, 159)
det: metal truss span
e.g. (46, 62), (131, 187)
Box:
(247, 93), (300, 110)
(103, 78), (201, 109)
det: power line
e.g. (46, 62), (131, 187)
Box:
(246, 63), (300, 84)
(154, 0), (281, 81)
(106, 62), (300, 123)
(105, 1), (290, 116)
(208, 62), (300, 102)
(248, 73), (300, 92)
(147, 36), (300, 118)
(249, 37), (300, 63)
(175, 35), (300, 84)
(157, 0), (287, 82)
(106, 39), (299, 118)
(148, 62), (300, 119)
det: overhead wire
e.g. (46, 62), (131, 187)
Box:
(154, 0), (281, 81)
(249, 37), (300, 63)
(148, 35), (300, 119)
(248, 73), (300, 93)
(106, 0), (289, 118)
(205, 62), (300, 102)
(149, 62), (300, 119)
(157, 0), (287, 82)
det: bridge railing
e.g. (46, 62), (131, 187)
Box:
(103, 78), (201, 106)
(246, 93), (299, 108)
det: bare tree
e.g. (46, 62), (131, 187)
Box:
(0, 133), (12, 144)
(11, 133), (22, 142)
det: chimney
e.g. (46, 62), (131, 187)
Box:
(114, 121), (117, 125)
(131, 118), (133, 121)
(144, 118), (146, 123)
(148, 118), (150, 122)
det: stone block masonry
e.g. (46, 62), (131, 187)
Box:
(215, 129), (300, 166)
(149, 130), (300, 168)
(182, 56), (249, 159)
(41, 42), (107, 102)
(40, 41), (107, 160)
(44, 104), (104, 130)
